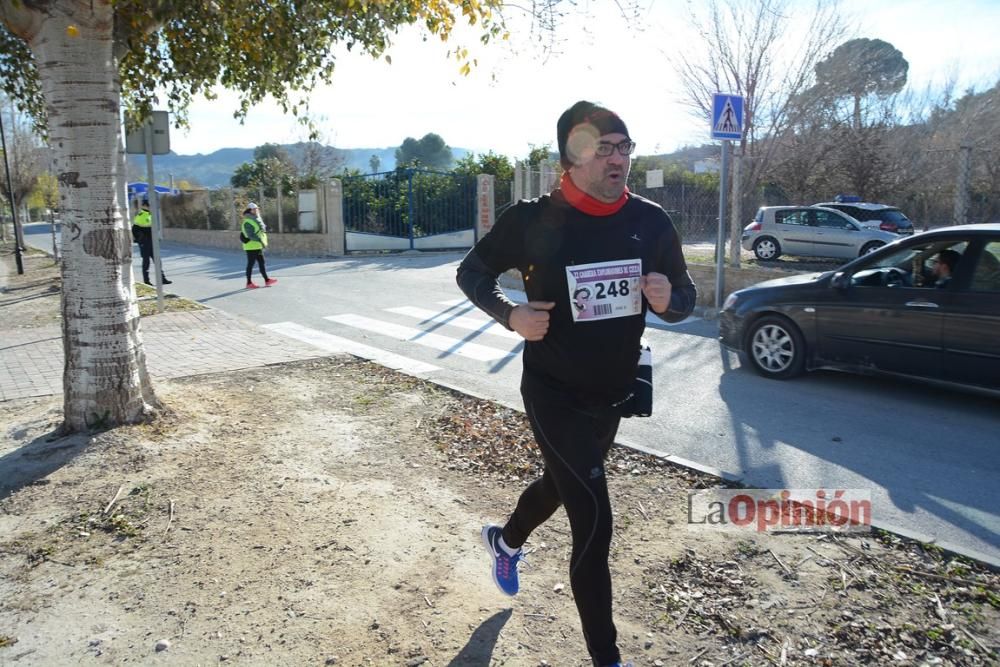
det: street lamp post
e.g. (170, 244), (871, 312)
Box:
(0, 106), (24, 274)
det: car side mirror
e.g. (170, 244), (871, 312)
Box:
(831, 271), (850, 289)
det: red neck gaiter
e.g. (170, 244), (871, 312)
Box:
(560, 172), (629, 216)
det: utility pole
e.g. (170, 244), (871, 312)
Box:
(953, 145), (972, 226)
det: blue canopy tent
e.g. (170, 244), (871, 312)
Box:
(127, 182), (180, 198)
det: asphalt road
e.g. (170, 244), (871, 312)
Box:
(22, 224), (1000, 567)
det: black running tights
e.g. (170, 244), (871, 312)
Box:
(245, 249), (269, 282)
(501, 397), (621, 667)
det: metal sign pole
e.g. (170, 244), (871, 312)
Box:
(143, 122), (165, 313)
(710, 92), (744, 311)
(715, 140), (730, 310)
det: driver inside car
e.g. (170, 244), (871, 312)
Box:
(931, 249), (961, 288)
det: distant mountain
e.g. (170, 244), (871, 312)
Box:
(127, 143), (472, 189)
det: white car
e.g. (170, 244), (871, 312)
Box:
(742, 206), (900, 261)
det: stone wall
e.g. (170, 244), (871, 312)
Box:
(163, 228), (340, 256)
(164, 180), (346, 257)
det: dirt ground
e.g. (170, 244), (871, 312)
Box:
(1, 245), (998, 666)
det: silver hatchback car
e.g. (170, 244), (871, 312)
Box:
(742, 206), (900, 261)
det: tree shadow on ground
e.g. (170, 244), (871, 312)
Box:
(446, 608), (512, 666)
(0, 427), (89, 499)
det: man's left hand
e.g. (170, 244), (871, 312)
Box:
(640, 272), (672, 314)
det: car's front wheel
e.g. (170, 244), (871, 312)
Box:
(745, 315), (806, 379)
(860, 241), (885, 256)
(753, 237), (781, 261)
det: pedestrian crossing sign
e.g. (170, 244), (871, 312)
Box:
(711, 93), (744, 141)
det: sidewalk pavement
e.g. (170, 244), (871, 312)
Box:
(0, 309), (326, 402)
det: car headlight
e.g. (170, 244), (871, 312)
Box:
(722, 293), (738, 310)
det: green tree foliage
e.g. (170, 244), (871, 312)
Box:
(27, 171), (59, 213)
(1, 1), (506, 132)
(369, 154), (382, 174)
(812, 38), (908, 130)
(231, 143), (297, 197)
(525, 143), (556, 167)
(395, 133), (453, 169)
(453, 150), (514, 208)
(0, 0), (508, 432)
(453, 151), (513, 181)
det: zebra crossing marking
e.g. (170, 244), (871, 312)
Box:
(262, 322), (440, 374)
(385, 306), (522, 341)
(325, 314), (516, 362)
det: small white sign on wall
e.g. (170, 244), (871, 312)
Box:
(646, 169), (664, 189)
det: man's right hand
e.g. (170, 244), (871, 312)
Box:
(509, 301), (556, 341)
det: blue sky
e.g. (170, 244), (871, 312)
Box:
(165, 0), (1000, 160)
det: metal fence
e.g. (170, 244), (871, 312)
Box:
(342, 169), (476, 240)
(629, 182), (722, 244)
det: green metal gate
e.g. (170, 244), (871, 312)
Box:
(342, 168), (477, 252)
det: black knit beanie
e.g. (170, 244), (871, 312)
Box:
(557, 100), (630, 170)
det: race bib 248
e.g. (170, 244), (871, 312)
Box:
(566, 258), (643, 322)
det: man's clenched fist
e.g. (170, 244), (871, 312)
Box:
(640, 272), (672, 314)
(509, 301), (556, 341)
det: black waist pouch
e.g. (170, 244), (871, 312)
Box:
(613, 343), (652, 418)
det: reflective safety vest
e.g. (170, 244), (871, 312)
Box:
(242, 216), (268, 251)
(134, 210), (152, 228)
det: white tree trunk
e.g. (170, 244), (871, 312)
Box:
(22, 2), (157, 431)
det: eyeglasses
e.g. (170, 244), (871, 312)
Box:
(594, 140), (636, 157)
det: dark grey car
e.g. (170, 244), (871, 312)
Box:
(720, 224), (1000, 394)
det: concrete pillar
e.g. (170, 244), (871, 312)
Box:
(513, 161), (524, 201)
(276, 186), (284, 233)
(540, 160), (557, 194)
(476, 174), (496, 241)
(322, 179), (345, 256)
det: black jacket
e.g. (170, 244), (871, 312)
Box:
(457, 190), (696, 405)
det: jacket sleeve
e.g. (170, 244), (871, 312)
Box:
(456, 249), (519, 330)
(455, 208), (524, 330)
(653, 214), (697, 324)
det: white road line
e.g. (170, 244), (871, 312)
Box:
(262, 322), (440, 374)
(326, 313), (516, 362)
(437, 298), (468, 307)
(385, 306), (522, 341)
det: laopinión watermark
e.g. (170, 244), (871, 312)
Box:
(687, 489), (872, 533)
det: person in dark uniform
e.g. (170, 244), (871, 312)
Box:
(132, 198), (171, 286)
(456, 100), (696, 667)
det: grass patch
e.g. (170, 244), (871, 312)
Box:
(135, 283), (205, 316)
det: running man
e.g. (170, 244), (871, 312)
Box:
(456, 100), (696, 667)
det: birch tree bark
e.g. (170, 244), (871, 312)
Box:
(5, 1), (156, 431)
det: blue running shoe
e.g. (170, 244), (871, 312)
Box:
(481, 524), (522, 596)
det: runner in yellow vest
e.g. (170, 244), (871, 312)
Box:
(241, 202), (276, 288)
(131, 198), (171, 285)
